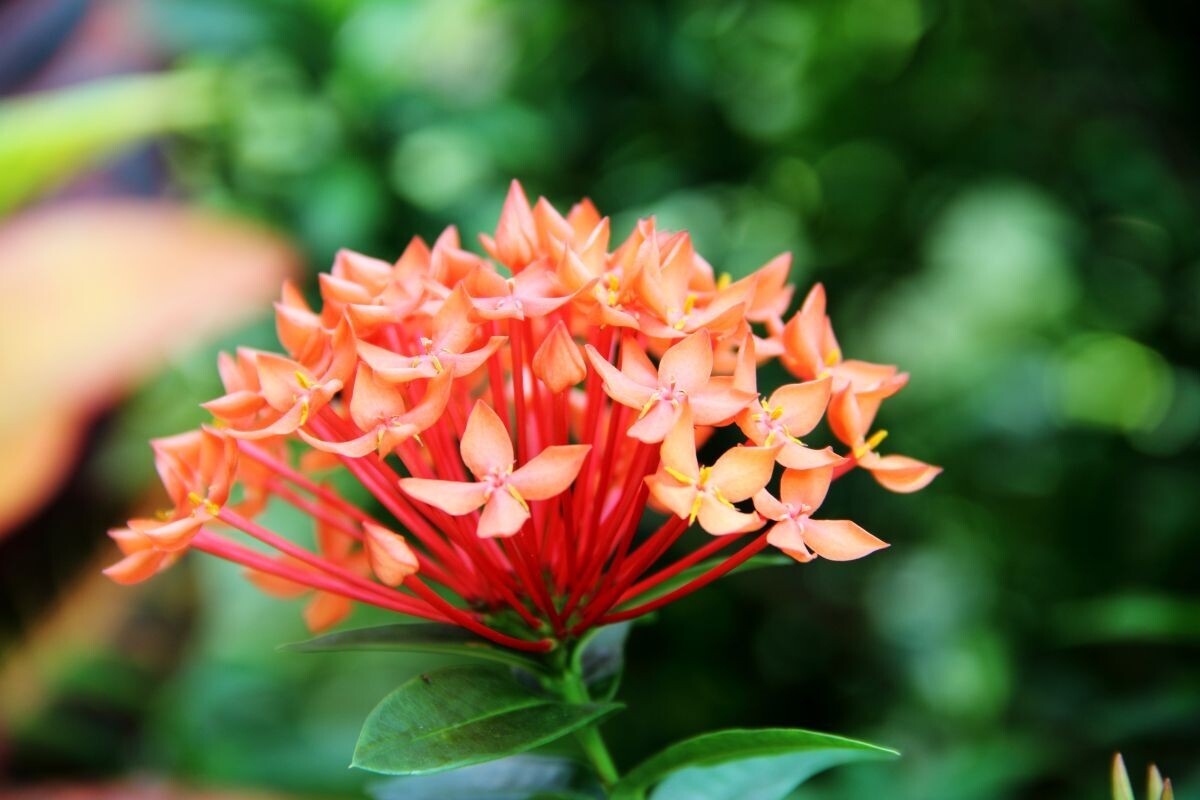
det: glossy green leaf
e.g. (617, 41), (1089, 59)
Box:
(284, 623), (548, 673)
(611, 728), (898, 800)
(353, 666), (622, 776)
(367, 753), (576, 799)
(571, 621), (632, 701)
(614, 555), (792, 611)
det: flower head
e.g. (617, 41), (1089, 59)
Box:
(105, 180), (938, 650)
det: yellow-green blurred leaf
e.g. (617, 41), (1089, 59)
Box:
(0, 69), (218, 213)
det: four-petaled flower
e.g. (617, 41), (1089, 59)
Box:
(399, 401), (590, 538)
(647, 409), (777, 535)
(586, 331), (753, 443)
(754, 466), (888, 563)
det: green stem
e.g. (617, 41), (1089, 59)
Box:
(560, 666), (620, 788)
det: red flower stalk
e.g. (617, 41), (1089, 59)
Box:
(104, 181), (940, 652)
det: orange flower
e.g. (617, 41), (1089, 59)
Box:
(104, 180), (938, 650)
(585, 331), (753, 443)
(780, 283), (901, 392)
(827, 385), (942, 493)
(755, 466), (888, 562)
(399, 401), (590, 539)
(646, 409), (775, 535)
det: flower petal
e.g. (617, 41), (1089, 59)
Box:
(696, 496), (763, 536)
(477, 489), (530, 538)
(709, 445), (778, 503)
(752, 488), (788, 521)
(618, 336), (660, 387)
(777, 443), (845, 471)
(645, 473), (698, 520)
(658, 330), (712, 395)
(626, 399), (681, 444)
(860, 453), (942, 493)
(510, 444), (590, 500)
(460, 400), (514, 479)
(103, 549), (172, 585)
(363, 522), (420, 586)
(802, 518), (888, 561)
(585, 344), (655, 409)
(765, 519), (814, 562)
(658, 406), (699, 480)
(771, 377), (831, 436)
(690, 380), (755, 426)
(398, 478), (488, 515)
(533, 321), (586, 393)
(448, 336), (507, 378)
(304, 591), (352, 633)
(779, 466), (833, 512)
(349, 363), (407, 431)
(826, 386), (865, 448)
(297, 427), (380, 458)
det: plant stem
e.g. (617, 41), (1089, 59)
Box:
(560, 667), (620, 788)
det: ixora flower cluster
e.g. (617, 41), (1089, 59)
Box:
(105, 182), (938, 652)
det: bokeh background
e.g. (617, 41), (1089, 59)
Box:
(1, 0), (1197, 797)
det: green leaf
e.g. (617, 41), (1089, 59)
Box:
(611, 728), (898, 800)
(614, 555), (792, 611)
(284, 623), (549, 674)
(352, 666), (622, 776)
(0, 70), (218, 214)
(367, 753), (576, 799)
(571, 622), (632, 701)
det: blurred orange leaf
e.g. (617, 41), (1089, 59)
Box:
(0, 201), (300, 533)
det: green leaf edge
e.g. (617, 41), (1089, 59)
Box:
(281, 622), (550, 674)
(351, 667), (624, 776)
(610, 727), (899, 800)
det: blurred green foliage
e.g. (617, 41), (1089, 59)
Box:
(3, 0), (1199, 797)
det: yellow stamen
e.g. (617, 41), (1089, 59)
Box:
(716, 272), (732, 290)
(683, 294), (697, 314)
(824, 347), (841, 367)
(688, 493), (702, 525)
(664, 466), (694, 485)
(638, 396), (657, 419)
(764, 430), (775, 447)
(431, 354), (444, 373)
(155, 509), (172, 522)
(712, 486), (734, 509)
(295, 371), (315, 389)
(854, 428), (888, 459)
(770, 405), (783, 421)
(697, 465), (712, 487)
(506, 484), (530, 511)
(187, 492), (220, 516)
(607, 274), (620, 292)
